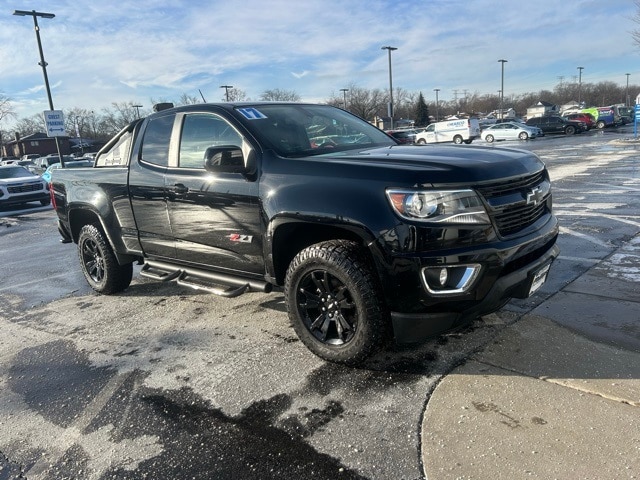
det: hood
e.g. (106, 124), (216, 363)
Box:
(315, 144), (546, 186)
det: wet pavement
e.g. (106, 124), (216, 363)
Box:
(1, 130), (639, 479)
(422, 233), (640, 479)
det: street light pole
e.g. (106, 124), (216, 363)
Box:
(577, 66), (584, 105)
(220, 85), (233, 102)
(340, 88), (349, 110)
(381, 46), (398, 129)
(433, 88), (440, 122)
(13, 9), (65, 167)
(626, 73), (631, 107)
(498, 59), (507, 120)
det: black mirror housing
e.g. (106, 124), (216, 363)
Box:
(204, 146), (246, 174)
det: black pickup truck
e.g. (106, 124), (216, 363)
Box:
(51, 102), (559, 364)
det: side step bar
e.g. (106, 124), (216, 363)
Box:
(140, 260), (272, 298)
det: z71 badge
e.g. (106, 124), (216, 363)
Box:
(228, 233), (253, 243)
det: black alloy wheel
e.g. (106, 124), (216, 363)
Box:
(285, 240), (388, 365)
(78, 224), (132, 294)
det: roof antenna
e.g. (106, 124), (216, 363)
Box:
(199, 89), (207, 103)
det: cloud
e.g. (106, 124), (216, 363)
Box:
(1, 0), (638, 122)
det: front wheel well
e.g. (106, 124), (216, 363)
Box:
(271, 222), (370, 285)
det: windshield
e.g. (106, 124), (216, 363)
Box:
(234, 104), (395, 157)
(0, 166), (34, 179)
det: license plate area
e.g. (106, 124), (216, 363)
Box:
(528, 263), (551, 296)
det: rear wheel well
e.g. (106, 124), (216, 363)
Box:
(67, 209), (138, 265)
(68, 209), (102, 242)
(271, 223), (370, 285)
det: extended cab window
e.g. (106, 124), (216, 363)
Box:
(140, 114), (175, 167)
(179, 114), (243, 168)
(95, 130), (133, 167)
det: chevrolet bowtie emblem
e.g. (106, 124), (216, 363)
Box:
(526, 186), (544, 206)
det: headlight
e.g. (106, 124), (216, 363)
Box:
(386, 188), (490, 224)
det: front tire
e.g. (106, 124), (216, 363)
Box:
(518, 132), (529, 140)
(78, 224), (132, 294)
(284, 240), (388, 365)
(453, 135), (463, 144)
(565, 126), (576, 135)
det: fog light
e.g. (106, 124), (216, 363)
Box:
(421, 264), (482, 295)
(438, 268), (448, 286)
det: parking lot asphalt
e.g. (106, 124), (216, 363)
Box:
(421, 232), (640, 479)
(2, 128), (640, 479)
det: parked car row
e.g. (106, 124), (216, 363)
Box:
(0, 164), (50, 209)
(0, 154), (96, 210)
(384, 109), (625, 147)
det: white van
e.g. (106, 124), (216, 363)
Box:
(415, 118), (481, 145)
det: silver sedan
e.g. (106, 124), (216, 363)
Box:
(481, 122), (540, 143)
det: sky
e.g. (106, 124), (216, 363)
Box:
(1, 0), (639, 125)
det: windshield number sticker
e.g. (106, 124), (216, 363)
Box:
(238, 108), (268, 120)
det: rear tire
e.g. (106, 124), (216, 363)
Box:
(77, 224), (132, 294)
(485, 135), (494, 143)
(284, 240), (388, 365)
(453, 135), (463, 144)
(596, 120), (606, 129)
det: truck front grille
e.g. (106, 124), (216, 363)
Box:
(475, 171), (551, 237)
(8, 182), (43, 194)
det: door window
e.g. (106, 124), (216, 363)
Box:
(178, 114), (243, 169)
(140, 114), (175, 167)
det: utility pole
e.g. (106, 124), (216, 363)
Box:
(577, 67), (584, 105)
(340, 88), (349, 110)
(626, 73), (631, 107)
(220, 85), (233, 102)
(14, 9), (65, 167)
(381, 46), (398, 129)
(498, 59), (507, 120)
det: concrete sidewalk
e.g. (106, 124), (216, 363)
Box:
(421, 236), (640, 479)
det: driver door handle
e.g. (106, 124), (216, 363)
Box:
(170, 183), (189, 194)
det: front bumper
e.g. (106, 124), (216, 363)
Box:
(0, 190), (50, 206)
(378, 213), (560, 343)
(390, 241), (559, 342)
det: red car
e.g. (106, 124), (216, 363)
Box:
(563, 113), (595, 130)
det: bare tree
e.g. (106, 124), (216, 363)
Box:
(64, 108), (95, 138)
(177, 93), (201, 105)
(0, 93), (16, 126)
(100, 102), (142, 137)
(12, 114), (46, 136)
(259, 89), (301, 102)
(330, 83), (385, 121)
(224, 87), (248, 102)
(633, 1), (640, 47)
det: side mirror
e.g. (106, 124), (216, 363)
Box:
(204, 145), (256, 176)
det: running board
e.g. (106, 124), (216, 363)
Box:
(140, 260), (272, 298)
